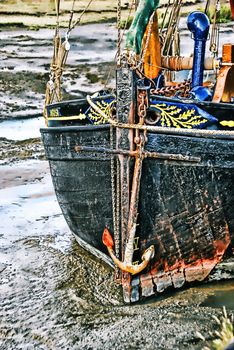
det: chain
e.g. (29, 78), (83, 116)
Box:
(151, 79), (191, 98)
(137, 90), (148, 121)
(116, 158), (120, 260)
(137, 89), (149, 144)
(110, 124), (120, 280)
(110, 125), (117, 239)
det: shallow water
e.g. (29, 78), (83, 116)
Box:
(201, 284), (234, 310)
(0, 24), (116, 73)
(0, 117), (44, 140)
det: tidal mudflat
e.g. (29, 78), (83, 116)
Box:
(0, 156), (234, 349)
(0, 9), (234, 349)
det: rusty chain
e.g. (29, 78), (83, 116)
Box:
(151, 79), (191, 98)
(110, 124), (121, 282)
(136, 89), (149, 146)
(137, 90), (148, 122)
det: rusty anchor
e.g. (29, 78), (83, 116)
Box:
(103, 136), (155, 275)
(103, 227), (155, 275)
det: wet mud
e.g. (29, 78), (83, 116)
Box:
(1, 6), (234, 349)
(0, 24), (116, 121)
(1, 159), (234, 350)
(0, 0), (207, 29)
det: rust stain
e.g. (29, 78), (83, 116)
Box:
(213, 223), (231, 256)
(140, 227), (230, 295)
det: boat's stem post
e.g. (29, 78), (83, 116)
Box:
(116, 58), (136, 302)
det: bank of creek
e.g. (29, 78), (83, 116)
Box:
(1, 4), (234, 349)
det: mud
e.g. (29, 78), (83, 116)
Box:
(0, 24), (116, 120)
(1, 4), (234, 349)
(0, 0), (203, 29)
(0, 160), (234, 350)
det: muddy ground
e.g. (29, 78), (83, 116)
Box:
(1, 159), (234, 350)
(1, 3), (234, 349)
(0, 0), (206, 28)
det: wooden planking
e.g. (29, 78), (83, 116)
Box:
(140, 272), (155, 297)
(146, 133), (234, 157)
(49, 158), (113, 254)
(42, 126), (234, 302)
(130, 276), (140, 303)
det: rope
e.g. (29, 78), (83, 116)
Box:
(117, 0), (122, 63)
(160, 0), (172, 33)
(161, 0), (182, 56)
(205, 0), (211, 14)
(67, 0), (94, 36)
(54, 0), (60, 29)
(104, 0), (135, 88)
(67, 0), (76, 33)
(209, 0), (220, 57)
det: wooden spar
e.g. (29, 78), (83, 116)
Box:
(230, 0), (234, 19)
(161, 56), (220, 71)
(116, 61), (135, 303)
(213, 44), (234, 103)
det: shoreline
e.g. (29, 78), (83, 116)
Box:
(0, 0), (229, 30)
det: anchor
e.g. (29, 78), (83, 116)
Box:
(101, 58), (154, 276)
(103, 227), (155, 275)
(102, 135), (155, 275)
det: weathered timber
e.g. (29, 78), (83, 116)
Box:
(41, 122), (234, 302)
(116, 64), (136, 303)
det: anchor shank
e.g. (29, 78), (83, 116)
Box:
(124, 150), (144, 264)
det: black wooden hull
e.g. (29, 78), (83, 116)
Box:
(41, 123), (234, 301)
(42, 125), (113, 256)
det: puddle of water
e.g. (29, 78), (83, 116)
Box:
(201, 284), (234, 310)
(0, 160), (70, 254)
(0, 117), (44, 140)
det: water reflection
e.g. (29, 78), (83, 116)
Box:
(201, 282), (234, 310)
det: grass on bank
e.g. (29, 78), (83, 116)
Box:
(197, 307), (234, 350)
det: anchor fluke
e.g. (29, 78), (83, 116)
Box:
(102, 227), (155, 275)
(102, 227), (114, 248)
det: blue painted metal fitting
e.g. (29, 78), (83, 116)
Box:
(191, 86), (212, 101)
(187, 11), (210, 88)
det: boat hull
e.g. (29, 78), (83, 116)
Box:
(41, 125), (234, 302)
